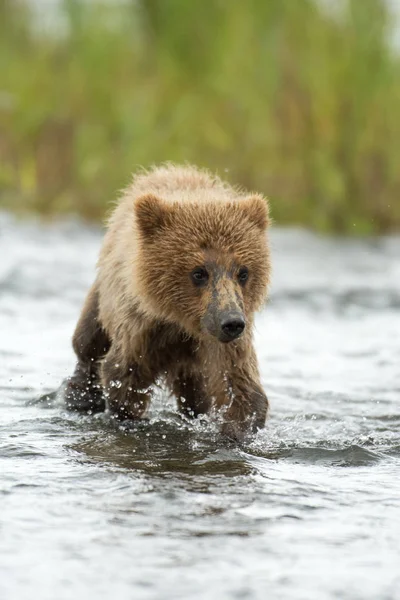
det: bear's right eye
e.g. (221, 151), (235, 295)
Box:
(191, 267), (209, 287)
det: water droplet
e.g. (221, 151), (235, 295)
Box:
(110, 380), (122, 389)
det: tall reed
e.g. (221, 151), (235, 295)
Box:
(1, 0), (399, 232)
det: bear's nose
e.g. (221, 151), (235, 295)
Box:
(221, 316), (245, 341)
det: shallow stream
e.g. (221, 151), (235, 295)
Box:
(1, 213), (399, 599)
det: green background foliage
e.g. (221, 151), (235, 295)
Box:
(1, 0), (399, 232)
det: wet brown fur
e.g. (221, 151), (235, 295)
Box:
(66, 164), (271, 441)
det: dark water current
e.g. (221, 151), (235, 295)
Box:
(1, 212), (399, 600)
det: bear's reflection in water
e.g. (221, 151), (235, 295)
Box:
(68, 412), (256, 479)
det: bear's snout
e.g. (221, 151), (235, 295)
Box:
(219, 313), (246, 343)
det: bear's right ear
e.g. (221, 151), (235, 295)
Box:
(135, 193), (170, 238)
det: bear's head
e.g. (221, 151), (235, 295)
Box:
(134, 193), (270, 343)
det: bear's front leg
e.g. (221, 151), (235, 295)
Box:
(100, 349), (155, 421)
(221, 362), (268, 442)
(65, 360), (105, 414)
(65, 283), (110, 413)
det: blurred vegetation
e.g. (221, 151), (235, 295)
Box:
(0, 0), (399, 232)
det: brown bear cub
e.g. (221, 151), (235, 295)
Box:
(66, 164), (271, 441)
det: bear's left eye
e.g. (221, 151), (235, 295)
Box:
(238, 266), (249, 285)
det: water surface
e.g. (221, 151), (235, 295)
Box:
(1, 213), (399, 600)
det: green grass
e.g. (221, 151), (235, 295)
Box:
(1, 0), (400, 232)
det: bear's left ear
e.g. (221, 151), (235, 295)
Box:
(242, 194), (270, 230)
(135, 193), (171, 238)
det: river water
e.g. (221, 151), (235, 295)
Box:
(1, 212), (399, 600)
